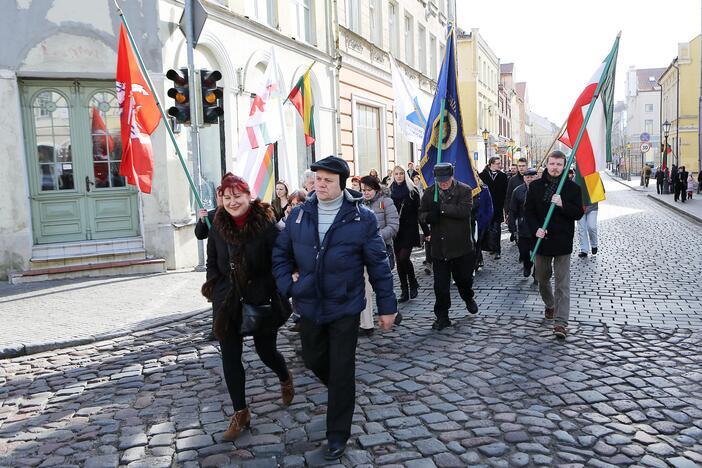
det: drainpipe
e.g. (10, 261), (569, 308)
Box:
(331, 0), (342, 158)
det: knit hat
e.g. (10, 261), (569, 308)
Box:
(310, 156), (351, 189)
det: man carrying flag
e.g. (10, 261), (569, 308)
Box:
(116, 24), (161, 193)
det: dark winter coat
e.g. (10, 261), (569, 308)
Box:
(479, 168), (509, 222)
(271, 197), (288, 222)
(655, 170), (665, 183)
(389, 182), (421, 249)
(272, 190), (397, 324)
(194, 209), (217, 240)
(505, 173), (524, 212)
(418, 180), (474, 261)
(204, 200), (290, 338)
(524, 174), (584, 257)
(508, 183), (532, 239)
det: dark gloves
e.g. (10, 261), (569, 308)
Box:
(425, 202), (441, 225)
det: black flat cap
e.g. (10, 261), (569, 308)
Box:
(310, 156), (350, 181)
(433, 162), (454, 182)
(524, 167), (538, 176)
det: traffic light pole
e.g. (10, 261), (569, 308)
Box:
(185, 0), (206, 271)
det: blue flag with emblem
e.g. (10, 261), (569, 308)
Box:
(419, 23), (480, 196)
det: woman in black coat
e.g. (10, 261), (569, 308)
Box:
(389, 165), (421, 302)
(203, 174), (293, 442)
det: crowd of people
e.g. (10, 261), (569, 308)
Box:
(193, 152), (590, 459)
(647, 163), (701, 201)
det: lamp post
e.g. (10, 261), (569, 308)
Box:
(663, 120), (671, 194)
(482, 129), (490, 166)
(508, 138), (515, 168)
(627, 143), (633, 181)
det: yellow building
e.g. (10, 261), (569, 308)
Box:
(456, 28), (499, 168)
(659, 34), (701, 173)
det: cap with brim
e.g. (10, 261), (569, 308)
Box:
(524, 168), (538, 176)
(433, 162), (454, 183)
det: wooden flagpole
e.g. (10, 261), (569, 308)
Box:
(530, 32), (621, 262)
(114, 1), (211, 228)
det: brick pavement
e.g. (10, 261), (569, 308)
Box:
(0, 271), (208, 358)
(0, 174), (701, 466)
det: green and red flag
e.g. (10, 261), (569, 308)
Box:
(287, 65), (315, 145)
(558, 43), (619, 205)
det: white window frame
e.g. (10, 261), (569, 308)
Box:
(369, 0), (382, 46)
(291, 0), (312, 43)
(429, 34), (437, 79)
(351, 94), (388, 176)
(346, 0), (360, 34)
(388, 1), (399, 55)
(404, 13), (414, 67)
(645, 103), (654, 113)
(418, 24), (427, 75)
(247, 0), (276, 28)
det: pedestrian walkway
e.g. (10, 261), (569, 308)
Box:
(606, 171), (702, 223)
(0, 271), (208, 358)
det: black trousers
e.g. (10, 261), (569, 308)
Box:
(656, 180), (663, 194)
(517, 236), (536, 269)
(432, 252), (475, 320)
(394, 245), (417, 291)
(674, 183), (681, 201)
(299, 314), (359, 444)
(220, 332), (288, 411)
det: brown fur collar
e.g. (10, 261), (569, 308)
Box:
(213, 199), (275, 245)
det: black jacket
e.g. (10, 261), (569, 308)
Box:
(508, 183), (532, 239)
(524, 175), (584, 257)
(655, 170), (665, 183)
(390, 182), (421, 249)
(418, 181), (473, 261)
(194, 209), (217, 240)
(479, 168), (509, 222)
(205, 200), (289, 338)
(505, 174), (524, 210)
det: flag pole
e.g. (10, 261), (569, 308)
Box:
(433, 99), (447, 202)
(530, 33), (620, 262)
(283, 60), (316, 105)
(113, 1), (211, 228)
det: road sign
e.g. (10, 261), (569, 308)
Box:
(474, 151), (479, 161)
(640, 142), (651, 153)
(640, 132), (651, 142)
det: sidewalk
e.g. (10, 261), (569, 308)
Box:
(606, 171), (702, 224)
(0, 270), (208, 359)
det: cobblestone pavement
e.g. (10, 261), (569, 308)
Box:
(1, 175), (701, 467)
(0, 271), (207, 357)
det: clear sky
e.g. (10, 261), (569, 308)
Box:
(456, 0), (701, 125)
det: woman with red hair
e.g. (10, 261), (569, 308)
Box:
(202, 173), (294, 441)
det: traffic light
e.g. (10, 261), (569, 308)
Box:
(200, 69), (223, 125)
(166, 68), (190, 124)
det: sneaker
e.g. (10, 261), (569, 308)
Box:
(431, 318), (452, 330)
(554, 325), (568, 339)
(591, 247), (598, 256)
(466, 298), (479, 314)
(578, 252), (588, 258)
(544, 307), (555, 320)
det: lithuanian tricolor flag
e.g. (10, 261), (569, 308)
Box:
(558, 40), (619, 205)
(287, 66), (315, 145)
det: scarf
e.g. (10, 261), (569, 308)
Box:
(542, 172), (560, 203)
(391, 181), (410, 211)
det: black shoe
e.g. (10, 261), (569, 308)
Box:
(206, 331), (216, 341)
(409, 286), (418, 299)
(394, 312), (403, 326)
(523, 264), (531, 277)
(466, 298), (479, 314)
(431, 318), (452, 330)
(495, 253), (501, 260)
(398, 290), (409, 303)
(578, 252), (587, 258)
(324, 441), (346, 460)
(591, 247), (598, 256)
(359, 327), (374, 337)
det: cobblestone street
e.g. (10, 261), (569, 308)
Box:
(1, 175), (701, 467)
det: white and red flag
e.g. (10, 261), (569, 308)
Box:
(116, 24), (161, 193)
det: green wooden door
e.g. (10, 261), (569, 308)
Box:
(21, 80), (139, 244)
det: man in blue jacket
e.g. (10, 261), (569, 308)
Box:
(272, 156), (397, 460)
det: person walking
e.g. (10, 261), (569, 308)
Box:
(203, 173), (294, 441)
(479, 157), (509, 259)
(413, 173), (432, 275)
(302, 169), (316, 194)
(655, 167), (665, 194)
(678, 166), (689, 202)
(419, 163), (479, 330)
(577, 202), (599, 257)
(406, 162), (419, 180)
(671, 165), (679, 201)
(271, 181), (289, 222)
(643, 164), (652, 188)
(359, 175), (400, 336)
(505, 157), (528, 242)
(389, 165), (422, 302)
(196, 185), (223, 341)
(508, 167), (538, 277)
(525, 151), (583, 339)
(687, 173), (695, 200)
(381, 168), (393, 186)
(272, 156), (397, 460)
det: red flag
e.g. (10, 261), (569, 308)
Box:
(116, 24), (161, 193)
(91, 107), (115, 157)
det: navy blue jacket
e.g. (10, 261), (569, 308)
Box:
(272, 190), (397, 324)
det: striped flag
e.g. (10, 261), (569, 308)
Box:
(389, 54), (428, 144)
(558, 42), (619, 205)
(287, 66), (315, 145)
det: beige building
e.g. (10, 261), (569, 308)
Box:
(625, 66), (665, 170)
(659, 35), (701, 173)
(456, 28), (499, 168)
(337, 0), (448, 176)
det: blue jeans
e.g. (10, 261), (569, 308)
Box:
(578, 210), (598, 253)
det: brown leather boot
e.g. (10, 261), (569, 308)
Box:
(281, 372), (294, 406)
(222, 408), (250, 441)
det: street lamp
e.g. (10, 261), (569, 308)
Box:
(482, 129), (490, 165)
(626, 143), (632, 181)
(663, 120), (671, 194)
(508, 138), (515, 167)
